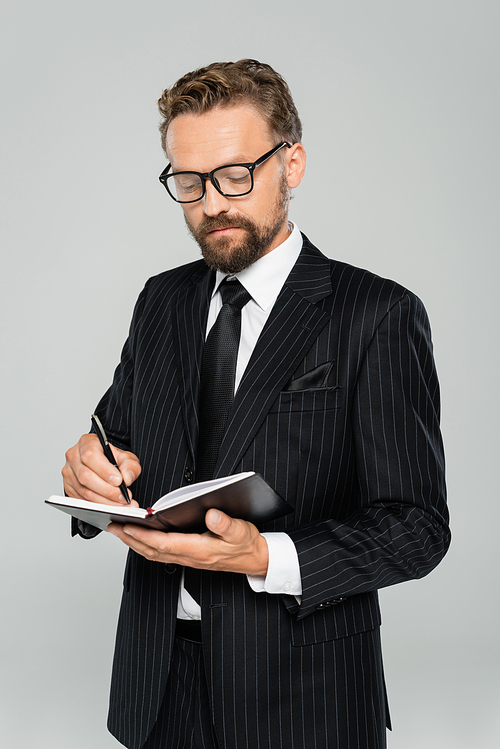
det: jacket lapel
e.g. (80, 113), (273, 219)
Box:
(215, 239), (334, 477)
(171, 263), (215, 459)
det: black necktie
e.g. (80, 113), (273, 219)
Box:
(196, 277), (252, 482)
(183, 278), (251, 607)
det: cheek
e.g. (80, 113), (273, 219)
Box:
(251, 175), (282, 209)
(182, 205), (201, 228)
(237, 185), (269, 216)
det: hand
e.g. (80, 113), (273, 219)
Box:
(62, 433), (142, 506)
(107, 509), (269, 576)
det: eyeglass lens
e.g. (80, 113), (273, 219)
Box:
(168, 165), (253, 202)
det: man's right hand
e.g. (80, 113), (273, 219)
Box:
(62, 433), (142, 506)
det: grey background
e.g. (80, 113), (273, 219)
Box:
(1, 1), (498, 747)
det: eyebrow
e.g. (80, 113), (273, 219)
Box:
(171, 154), (256, 172)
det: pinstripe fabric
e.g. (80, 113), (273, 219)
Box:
(142, 637), (218, 749)
(95, 235), (449, 749)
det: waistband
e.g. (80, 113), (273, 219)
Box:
(175, 618), (202, 644)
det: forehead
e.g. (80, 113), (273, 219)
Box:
(165, 104), (275, 171)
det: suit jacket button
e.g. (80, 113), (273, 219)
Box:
(184, 467), (193, 483)
(164, 564), (177, 574)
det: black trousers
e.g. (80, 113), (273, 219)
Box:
(141, 629), (389, 749)
(142, 636), (219, 749)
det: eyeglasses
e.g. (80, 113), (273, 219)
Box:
(159, 141), (292, 203)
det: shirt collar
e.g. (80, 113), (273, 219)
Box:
(212, 222), (303, 311)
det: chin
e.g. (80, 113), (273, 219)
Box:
(201, 240), (265, 275)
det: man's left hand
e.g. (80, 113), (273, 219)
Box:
(107, 509), (269, 576)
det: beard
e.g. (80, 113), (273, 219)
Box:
(184, 173), (290, 275)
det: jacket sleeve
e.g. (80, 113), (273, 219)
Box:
(286, 291), (450, 619)
(71, 281), (150, 539)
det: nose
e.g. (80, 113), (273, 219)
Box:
(202, 179), (232, 216)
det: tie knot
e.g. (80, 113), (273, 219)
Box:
(219, 277), (252, 310)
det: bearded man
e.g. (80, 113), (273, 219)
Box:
(63, 59), (450, 749)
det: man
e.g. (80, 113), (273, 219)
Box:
(63, 60), (450, 749)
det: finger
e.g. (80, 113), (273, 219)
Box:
(63, 435), (139, 505)
(78, 435), (125, 485)
(107, 524), (147, 552)
(108, 524), (212, 566)
(66, 474), (134, 505)
(108, 445), (142, 487)
(120, 525), (189, 554)
(62, 455), (110, 502)
(68, 461), (132, 504)
(108, 524), (177, 561)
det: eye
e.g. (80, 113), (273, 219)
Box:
(227, 174), (250, 184)
(216, 166), (252, 192)
(176, 176), (198, 192)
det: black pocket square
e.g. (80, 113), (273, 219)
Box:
(284, 362), (336, 392)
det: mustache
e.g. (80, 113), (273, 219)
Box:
(196, 214), (254, 234)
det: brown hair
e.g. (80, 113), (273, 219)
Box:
(158, 59), (302, 153)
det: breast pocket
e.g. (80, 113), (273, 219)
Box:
(269, 385), (343, 414)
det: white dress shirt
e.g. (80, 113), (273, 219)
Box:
(178, 222), (304, 620)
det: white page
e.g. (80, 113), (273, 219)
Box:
(152, 472), (255, 511)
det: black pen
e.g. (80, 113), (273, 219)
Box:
(91, 413), (131, 504)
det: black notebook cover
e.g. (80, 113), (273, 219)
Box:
(46, 473), (292, 534)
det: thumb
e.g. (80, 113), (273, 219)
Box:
(205, 508), (232, 535)
(111, 446), (142, 486)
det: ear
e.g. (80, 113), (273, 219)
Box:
(285, 143), (306, 189)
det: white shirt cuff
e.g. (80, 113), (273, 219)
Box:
(247, 532), (302, 596)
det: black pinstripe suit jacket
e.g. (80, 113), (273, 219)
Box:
(92, 235), (450, 749)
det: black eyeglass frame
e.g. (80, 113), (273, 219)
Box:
(159, 141), (292, 203)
